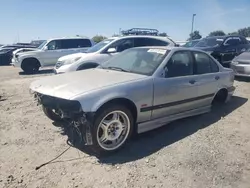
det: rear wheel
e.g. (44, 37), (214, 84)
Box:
(90, 104), (134, 156)
(212, 89), (228, 106)
(21, 58), (40, 74)
(42, 106), (62, 122)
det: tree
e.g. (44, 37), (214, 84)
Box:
(112, 34), (120, 37)
(228, 31), (238, 35)
(92, 35), (107, 43)
(208, 30), (226, 37)
(158, 32), (168, 37)
(188, 30), (202, 40)
(237, 27), (250, 37)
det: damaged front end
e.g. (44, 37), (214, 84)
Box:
(33, 92), (94, 145)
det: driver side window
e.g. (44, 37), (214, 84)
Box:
(107, 39), (134, 52)
(46, 40), (62, 50)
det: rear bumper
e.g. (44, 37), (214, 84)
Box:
(226, 86), (235, 103)
(230, 64), (250, 77)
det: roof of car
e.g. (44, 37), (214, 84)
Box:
(130, 46), (210, 53)
(108, 35), (175, 42)
(205, 35), (245, 39)
(47, 36), (91, 41)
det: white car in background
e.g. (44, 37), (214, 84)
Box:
(54, 35), (177, 74)
(12, 37), (94, 73)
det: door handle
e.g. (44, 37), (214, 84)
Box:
(215, 76), (220, 80)
(189, 80), (196, 84)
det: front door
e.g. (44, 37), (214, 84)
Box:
(152, 50), (199, 119)
(98, 38), (135, 64)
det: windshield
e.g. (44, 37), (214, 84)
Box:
(100, 47), (169, 76)
(86, 39), (114, 53)
(37, 40), (47, 49)
(0, 48), (13, 53)
(195, 37), (224, 47)
(182, 40), (200, 47)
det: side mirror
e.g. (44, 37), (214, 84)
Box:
(223, 43), (229, 46)
(107, 48), (117, 53)
(43, 46), (48, 51)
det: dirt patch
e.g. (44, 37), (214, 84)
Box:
(0, 65), (250, 188)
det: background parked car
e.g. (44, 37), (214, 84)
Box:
(0, 47), (18, 65)
(182, 39), (200, 47)
(230, 48), (250, 77)
(12, 37), (95, 73)
(54, 35), (177, 74)
(194, 35), (250, 67)
(1, 43), (37, 49)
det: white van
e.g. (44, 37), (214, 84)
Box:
(12, 37), (94, 73)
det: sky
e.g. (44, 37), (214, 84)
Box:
(0, 0), (250, 44)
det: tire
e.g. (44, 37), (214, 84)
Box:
(42, 106), (62, 122)
(90, 104), (134, 156)
(212, 89), (228, 106)
(77, 63), (98, 71)
(21, 58), (40, 74)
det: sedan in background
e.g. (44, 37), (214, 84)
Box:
(231, 48), (250, 77)
(30, 46), (235, 155)
(0, 47), (18, 65)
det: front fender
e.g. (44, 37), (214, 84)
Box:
(74, 91), (134, 112)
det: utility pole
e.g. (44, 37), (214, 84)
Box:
(191, 13), (196, 39)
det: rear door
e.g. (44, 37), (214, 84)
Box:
(191, 51), (221, 107)
(221, 37), (241, 63)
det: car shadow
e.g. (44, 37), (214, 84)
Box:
(19, 69), (54, 75)
(56, 96), (247, 164)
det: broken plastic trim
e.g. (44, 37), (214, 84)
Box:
(34, 92), (94, 145)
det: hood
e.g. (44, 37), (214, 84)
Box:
(13, 48), (38, 55)
(233, 52), (250, 63)
(194, 46), (216, 51)
(58, 52), (94, 62)
(30, 68), (146, 100)
(18, 49), (42, 57)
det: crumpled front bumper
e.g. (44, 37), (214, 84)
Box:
(33, 92), (94, 145)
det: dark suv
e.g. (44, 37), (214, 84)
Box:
(194, 35), (250, 67)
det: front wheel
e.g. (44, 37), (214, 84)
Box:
(21, 58), (40, 74)
(90, 104), (134, 156)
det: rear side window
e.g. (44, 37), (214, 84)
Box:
(61, 39), (92, 49)
(193, 52), (219, 74)
(224, 37), (241, 46)
(134, 38), (169, 47)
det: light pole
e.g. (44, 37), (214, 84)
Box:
(191, 13), (196, 39)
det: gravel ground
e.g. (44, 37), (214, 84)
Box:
(1, 65), (250, 188)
